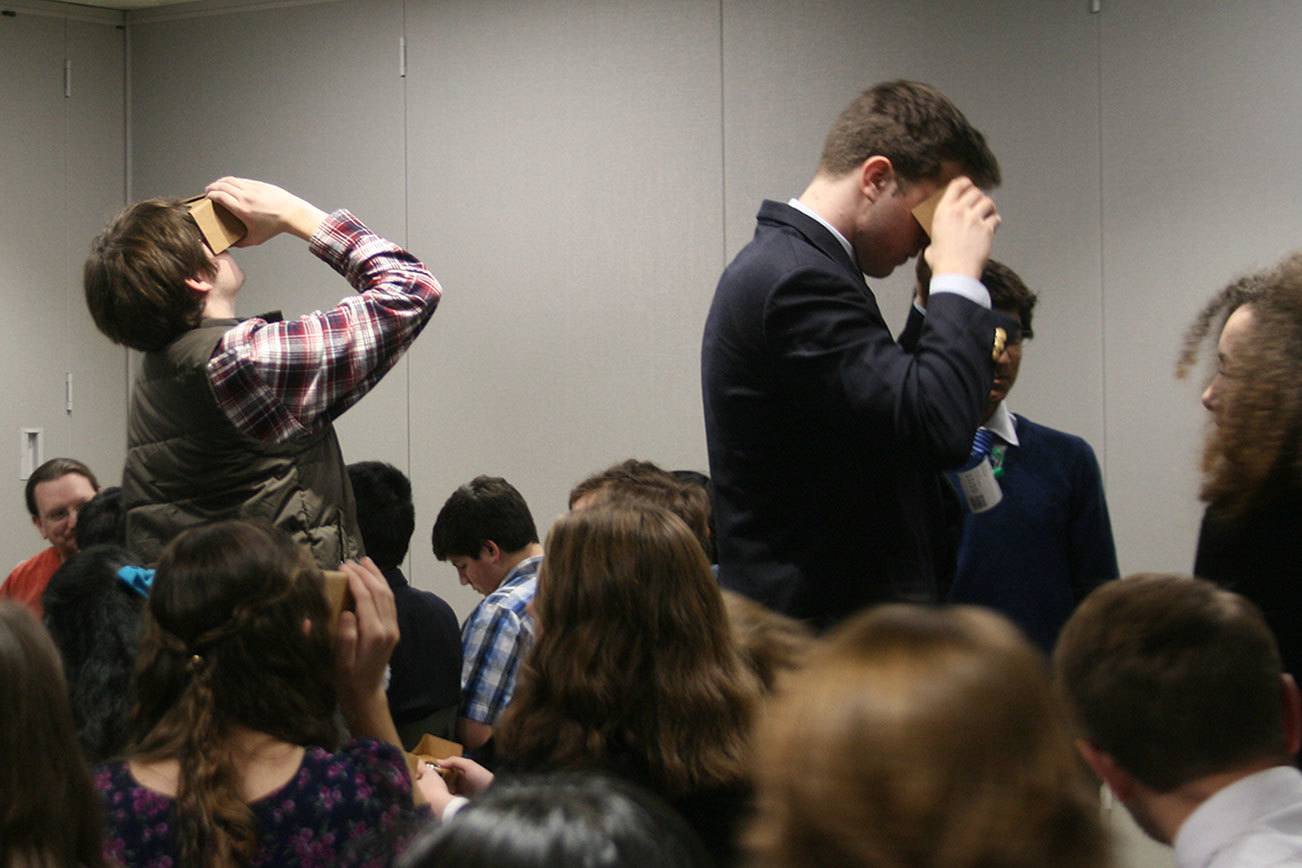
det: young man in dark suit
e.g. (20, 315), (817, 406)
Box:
(702, 80), (1005, 629)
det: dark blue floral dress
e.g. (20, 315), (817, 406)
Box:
(96, 738), (429, 867)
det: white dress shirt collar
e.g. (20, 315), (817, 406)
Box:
(983, 401), (1019, 447)
(1174, 766), (1302, 868)
(787, 198), (856, 268)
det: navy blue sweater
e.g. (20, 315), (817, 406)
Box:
(948, 415), (1119, 652)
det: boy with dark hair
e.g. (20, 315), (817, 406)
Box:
(702, 80), (1006, 629)
(1, 457), (100, 617)
(84, 177), (441, 567)
(927, 256), (1118, 651)
(1054, 574), (1302, 866)
(348, 461), (461, 747)
(431, 476), (542, 750)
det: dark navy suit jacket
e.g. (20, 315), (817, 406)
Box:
(701, 200), (998, 629)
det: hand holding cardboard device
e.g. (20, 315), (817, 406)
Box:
(184, 195), (247, 254)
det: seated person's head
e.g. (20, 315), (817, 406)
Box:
(347, 461), (415, 573)
(497, 502), (755, 799)
(1178, 253), (1302, 518)
(398, 772), (710, 868)
(42, 543), (145, 762)
(84, 199), (220, 352)
(130, 520), (342, 864)
(431, 476), (539, 596)
(0, 601), (104, 866)
(749, 604), (1106, 868)
(25, 457), (100, 559)
(1054, 573), (1296, 839)
(133, 519), (338, 758)
(819, 80), (1000, 189)
(569, 459), (711, 559)
(721, 590), (814, 693)
(74, 485), (127, 550)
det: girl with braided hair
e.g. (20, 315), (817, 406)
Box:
(94, 519), (427, 866)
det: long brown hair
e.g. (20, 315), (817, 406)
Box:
(1177, 254), (1302, 519)
(496, 503), (756, 797)
(748, 605), (1109, 868)
(0, 601), (104, 868)
(130, 520), (338, 867)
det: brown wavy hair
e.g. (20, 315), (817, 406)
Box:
(84, 198), (213, 352)
(1176, 254), (1302, 519)
(0, 602), (104, 868)
(129, 520), (338, 867)
(748, 605), (1109, 868)
(495, 503), (756, 798)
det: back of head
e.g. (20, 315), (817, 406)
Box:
(41, 543), (144, 762)
(497, 502), (754, 797)
(721, 590), (815, 693)
(820, 80), (1000, 188)
(431, 475), (539, 560)
(569, 459), (712, 558)
(398, 772), (711, 868)
(75, 485), (127, 549)
(24, 456), (99, 518)
(1054, 573), (1287, 791)
(750, 604), (1106, 868)
(1177, 254), (1302, 516)
(131, 520), (337, 866)
(0, 601), (104, 867)
(84, 198), (212, 352)
(347, 461), (415, 571)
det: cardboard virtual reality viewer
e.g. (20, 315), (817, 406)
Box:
(321, 569), (355, 633)
(184, 195), (246, 254)
(911, 187), (944, 238)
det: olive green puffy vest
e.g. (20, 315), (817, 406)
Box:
(123, 319), (363, 567)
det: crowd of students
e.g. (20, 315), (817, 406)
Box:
(1, 75), (1299, 867)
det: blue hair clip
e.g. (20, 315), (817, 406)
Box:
(116, 565), (156, 598)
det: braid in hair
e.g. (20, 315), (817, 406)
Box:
(172, 651), (256, 867)
(128, 520), (339, 866)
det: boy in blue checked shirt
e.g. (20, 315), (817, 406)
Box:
(431, 476), (543, 753)
(84, 177), (441, 567)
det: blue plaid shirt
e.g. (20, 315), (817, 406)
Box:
(459, 555), (541, 725)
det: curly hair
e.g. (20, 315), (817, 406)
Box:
(129, 520), (338, 867)
(42, 543), (144, 763)
(495, 503), (756, 799)
(748, 605), (1109, 868)
(1176, 254), (1302, 519)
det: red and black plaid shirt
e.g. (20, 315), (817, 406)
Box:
(207, 210), (441, 443)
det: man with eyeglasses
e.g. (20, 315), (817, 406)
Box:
(1, 457), (100, 618)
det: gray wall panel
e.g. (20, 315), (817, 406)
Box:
(403, 0), (723, 612)
(1100, 0), (1302, 576)
(66, 19), (129, 489)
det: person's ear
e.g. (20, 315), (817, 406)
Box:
(302, 617), (313, 637)
(184, 274), (214, 296)
(1076, 738), (1137, 801)
(481, 540), (501, 563)
(31, 513), (45, 538)
(860, 155), (894, 202)
(1281, 674), (1301, 757)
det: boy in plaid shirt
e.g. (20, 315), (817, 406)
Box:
(84, 178), (441, 566)
(431, 476), (543, 752)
